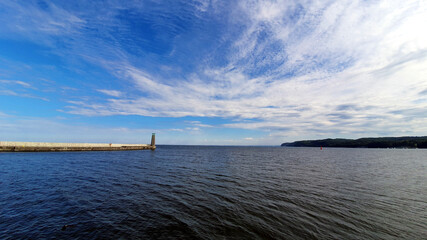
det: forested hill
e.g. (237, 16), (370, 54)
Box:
(281, 136), (427, 148)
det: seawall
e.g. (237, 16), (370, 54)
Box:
(0, 141), (155, 152)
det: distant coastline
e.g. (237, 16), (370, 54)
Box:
(281, 136), (427, 149)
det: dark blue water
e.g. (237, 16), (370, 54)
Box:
(1, 146), (426, 239)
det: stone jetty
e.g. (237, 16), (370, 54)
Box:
(0, 134), (156, 152)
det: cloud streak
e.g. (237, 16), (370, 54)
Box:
(0, 80), (32, 88)
(97, 89), (123, 97)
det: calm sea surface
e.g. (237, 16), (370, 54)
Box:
(0, 146), (426, 239)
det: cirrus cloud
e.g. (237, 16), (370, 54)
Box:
(1, 0), (426, 143)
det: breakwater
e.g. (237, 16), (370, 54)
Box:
(0, 134), (156, 152)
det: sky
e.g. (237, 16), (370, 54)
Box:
(0, 0), (426, 145)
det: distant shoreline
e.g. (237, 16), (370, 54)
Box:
(281, 136), (427, 149)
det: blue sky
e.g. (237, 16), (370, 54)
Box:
(0, 0), (426, 145)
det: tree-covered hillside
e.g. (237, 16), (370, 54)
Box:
(281, 136), (427, 148)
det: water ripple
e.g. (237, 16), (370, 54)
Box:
(1, 147), (426, 239)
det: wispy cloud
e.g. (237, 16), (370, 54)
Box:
(185, 121), (214, 128)
(0, 78), (49, 101)
(0, 1), (84, 39)
(1, 0), (426, 143)
(97, 89), (123, 97)
(0, 111), (11, 118)
(0, 80), (32, 88)
(0, 90), (49, 101)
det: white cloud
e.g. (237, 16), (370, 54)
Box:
(0, 111), (11, 118)
(0, 1), (84, 39)
(185, 121), (214, 128)
(0, 89), (49, 101)
(5, 0), (425, 141)
(168, 128), (185, 132)
(64, 52), (427, 139)
(97, 89), (123, 97)
(0, 80), (32, 88)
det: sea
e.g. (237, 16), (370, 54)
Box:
(0, 146), (426, 239)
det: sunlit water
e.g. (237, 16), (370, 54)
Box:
(1, 146), (426, 239)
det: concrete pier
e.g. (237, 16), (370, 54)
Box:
(0, 141), (155, 152)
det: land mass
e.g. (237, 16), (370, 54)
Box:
(281, 136), (427, 148)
